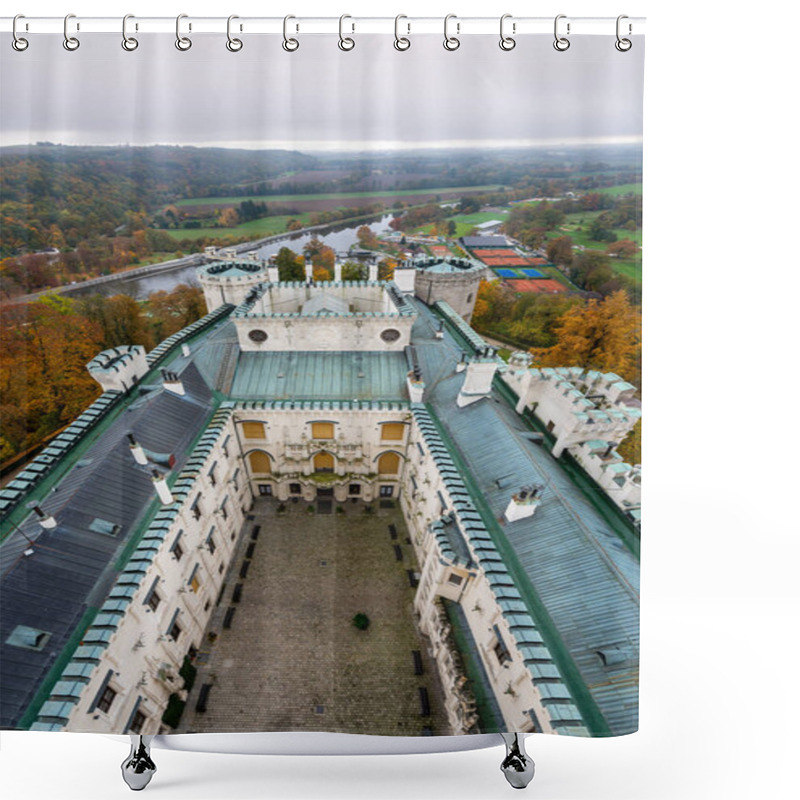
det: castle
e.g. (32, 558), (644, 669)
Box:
(0, 255), (640, 739)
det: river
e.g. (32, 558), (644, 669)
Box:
(68, 214), (396, 299)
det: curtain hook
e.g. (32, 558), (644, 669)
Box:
(443, 14), (460, 51)
(176, 14), (192, 51)
(226, 14), (243, 51)
(615, 15), (632, 51)
(499, 14), (516, 51)
(553, 14), (570, 51)
(63, 13), (80, 51)
(122, 14), (139, 51)
(338, 14), (355, 51)
(394, 15), (410, 51)
(283, 15), (299, 52)
(12, 14), (29, 51)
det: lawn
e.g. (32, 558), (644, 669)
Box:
(164, 213), (314, 241)
(173, 185), (505, 207)
(593, 183), (643, 197)
(549, 210), (642, 284)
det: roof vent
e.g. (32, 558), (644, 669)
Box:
(7, 625), (51, 651)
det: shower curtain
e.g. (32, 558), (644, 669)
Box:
(0, 20), (643, 742)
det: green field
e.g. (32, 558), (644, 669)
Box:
(174, 185), (505, 208)
(165, 213), (314, 241)
(593, 183), (643, 197)
(412, 209), (510, 238)
(550, 210), (642, 284)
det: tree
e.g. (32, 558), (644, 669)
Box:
(530, 290), (641, 384)
(617, 419), (641, 466)
(546, 236), (574, 266)
(286, 219), (304, 232)
(356, 225), (379, 249)
(606, 239), (639, 258)
(274, 246), (305, 281)
(378, 257), (397, 281)
(218, 207), (239, 228)
(78, 294), (154, 349)
(0, 297), (104, 459)
(312, 265), (332, 282)
(341, 260), (367, 280)
(148, 284), (206, 339)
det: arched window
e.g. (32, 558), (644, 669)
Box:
(248, 451), (272, 474)
(313, 451), (335, 473)
(377, 452), (401, 475)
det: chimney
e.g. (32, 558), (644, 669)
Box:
(503, 484), (544, 523)
(435, 320), (445, 340)
(161, 368), (185, 396)
(368, 263), (379, 282)
(334, 261), (343, 282)
(603, 441), (617, 459)
(406, 370), (425, 403)
(304, 259), (313, 283)
(127, 432), (148, 465)
(152, 470), (174, 505)
(181, 343), (191, 357)
(455, 351), (468, 373)
(456, 360), (498, 407)
(26, 501), (57, 530)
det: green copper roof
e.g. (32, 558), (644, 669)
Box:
(231, 351), (409, 402)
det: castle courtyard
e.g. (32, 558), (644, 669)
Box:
(178, 498), (449, 736)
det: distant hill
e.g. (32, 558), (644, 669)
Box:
(0, 144), (317, 255)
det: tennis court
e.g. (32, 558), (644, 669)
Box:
(520, 268), (544, 278)
(495, 268), (521, 278)
(507, 279), (567, 293)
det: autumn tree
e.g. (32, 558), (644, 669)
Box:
(0, 296), (104, 460)
(546, 236), (574, 266)
(77, 293), (154, 350)
(378, 258), (397, 281)
(218, 207), (240, 228)
(356, 225), (379, 249)
(530, 290), (641, 385)
(606, 239), (639, 258)
(148, 284), (206, 339)
(617, 419), (641, 466)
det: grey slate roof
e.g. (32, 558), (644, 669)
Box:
(410, 299), (640, 736)
(0, 362), (216, 729)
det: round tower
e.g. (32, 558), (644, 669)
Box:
(409, 255), (489, 323)
(197, 259), (269, 312)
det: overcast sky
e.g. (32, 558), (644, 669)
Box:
(1, 33), (643, 152)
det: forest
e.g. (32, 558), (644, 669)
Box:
(0, 285), (205, 468)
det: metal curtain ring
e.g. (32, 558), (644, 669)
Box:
(394, 15), (410, 50)
(553, 14), (570, 51)
(122, 14), (138, 51)
(226, 15), (243, 51)
(443, 14), (460, 51)
(499, 14), (515, 51)
(63, 13), (80, 51)
(283, 15), (299, 51)
(338, 14), (354, 51)
(12, 14), (29, 51)
(176, 14), (192, 51)
(615, 15), (632, 51)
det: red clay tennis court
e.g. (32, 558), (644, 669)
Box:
(506, 279), (567, 293)
(472, 248), (519, 258)
(429, 245), (452, 257)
